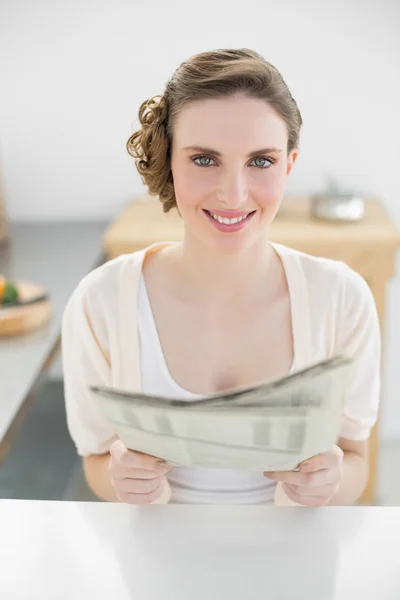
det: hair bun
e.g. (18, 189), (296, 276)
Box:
(139, 95), (168, 128)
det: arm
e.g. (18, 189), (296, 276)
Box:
(273, 266), (380, 507)
(329, 266), (380, 504)
(63, 280), (172, 506)
(83, 454), (119, 502)
(62, 282), (117, 481)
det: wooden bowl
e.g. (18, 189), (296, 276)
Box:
(0, 281), (52, 337)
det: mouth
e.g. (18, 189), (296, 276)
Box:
(203, 210), (256, 232)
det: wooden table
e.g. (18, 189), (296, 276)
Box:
(2, 500), (400, 599)
(103, 195), (400, 505)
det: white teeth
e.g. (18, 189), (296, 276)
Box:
(209, 212), (248, 225)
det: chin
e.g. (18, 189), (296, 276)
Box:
(207, 231), (262, 256)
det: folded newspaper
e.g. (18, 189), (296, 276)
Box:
(90, 355), (355, 472)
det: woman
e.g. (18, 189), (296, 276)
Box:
(62, 48), (380, 506)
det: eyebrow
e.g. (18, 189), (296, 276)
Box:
(183, 145), (284, 157)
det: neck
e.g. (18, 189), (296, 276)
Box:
(173, 233), (276, 303)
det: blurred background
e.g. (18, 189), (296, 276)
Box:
(0, 0), (399, 504)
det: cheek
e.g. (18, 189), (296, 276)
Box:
(252, 168), (287, 209)
(173, 163), (216, 208)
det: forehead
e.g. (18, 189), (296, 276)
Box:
(173, 94), (288, 152)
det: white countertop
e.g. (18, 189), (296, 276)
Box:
(1, 500), (400, 599)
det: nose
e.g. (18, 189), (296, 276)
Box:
(217, 168), (249, 208)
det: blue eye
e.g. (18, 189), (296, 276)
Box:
(192, 156), (216, 167)
(192, 155), (274, 168)
(251, 157), (273, 168)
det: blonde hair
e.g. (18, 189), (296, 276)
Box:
(127, 48), (303, 213)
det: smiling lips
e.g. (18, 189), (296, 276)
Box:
(203, 209), (256, 232)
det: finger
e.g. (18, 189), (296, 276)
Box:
(118, 475), (165, 495)
(282, 483), (330, 507)
(264, 470), (302, 484)
(264, 470), (315, 486)
(263, 470), (303, 484)
(111, 440), (167, 470)
(265, 468), (338, 487)
(299, 446), (344, 473)
(110, 461), (172, 480)
(288, 482), (340, 498)
(119, 483), (165, 505)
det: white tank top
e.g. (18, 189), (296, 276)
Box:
(137, 274), (295, 505)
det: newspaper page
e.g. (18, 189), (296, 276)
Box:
(90, 355), (355, 472)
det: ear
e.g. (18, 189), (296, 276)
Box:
(286, 148), (299, 176)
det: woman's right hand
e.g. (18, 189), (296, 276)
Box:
(109, 440), (172, 504)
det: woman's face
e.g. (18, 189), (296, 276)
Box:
(170, 93), (298, 254)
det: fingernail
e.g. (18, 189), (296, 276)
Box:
(155, 460), (168, 470)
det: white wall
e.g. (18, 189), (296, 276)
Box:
(1, 0), (399, 438)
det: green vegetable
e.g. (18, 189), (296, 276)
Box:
(1, 282), (19, 306)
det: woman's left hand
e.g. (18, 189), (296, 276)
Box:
(264, 445), (344, 506)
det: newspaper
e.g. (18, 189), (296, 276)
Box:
(90, 355), (355, 472)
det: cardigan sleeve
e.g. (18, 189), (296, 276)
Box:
(337, 265), (381, 441)
(61, 282), (117, 457)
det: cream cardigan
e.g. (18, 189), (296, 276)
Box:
(61, 242), (381, 505)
